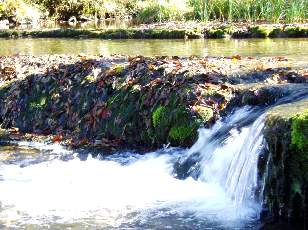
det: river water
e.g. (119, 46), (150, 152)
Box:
(0, 107), (266, 229)
(0, 37), (307, 229)
(0, 38), (308, 66)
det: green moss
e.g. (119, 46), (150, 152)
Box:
(291, 109), (308, 152)
(152, 106), (167, 128)
(208, 29), (226, 38)
(113, 65), (125, 74)
(0, 28), (203, 40)
(222, 25), (234, 34)
(267, 27), (308, 38)
(268, 28), (283, 38)
(249, 26), (271, 38)
(0, 128), (8, 139)
(29, 95), (47, 110)
(168, 124), (196, 144)
(286, 27), (307, 37)
(84, 75), (95, 83)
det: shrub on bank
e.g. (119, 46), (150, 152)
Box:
(0, 0), (40, 24)
(30, 0), (138, 20)
(136, 0), (191, 24)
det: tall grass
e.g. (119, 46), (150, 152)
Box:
(136, 0), (190, 23)
(189, 0), (308, 22)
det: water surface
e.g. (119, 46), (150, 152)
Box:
(1, 38), (308, 65)
(0, 107), (264, 229)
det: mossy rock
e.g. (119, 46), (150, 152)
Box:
(29, 94), (48, 110)
(291, 109), (308, 152)
(263, 99), (308, 222)
(249, 26), (271, 38)
(268, 28), (284, 38)
(168, 123), (198, 146)
(241, 87), (284, 106)
(207, 29), (226, 38)
(285, 27), (308, 38)
(0, 28), (202, 39)
(150, 93), (199, 146)
(152, 105), (167, 128)
(269, 27), (308, 38)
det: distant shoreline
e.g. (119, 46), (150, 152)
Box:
(1, 23), (308, 39)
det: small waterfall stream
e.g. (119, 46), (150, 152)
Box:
(175, 107), (266, 215)
(0, 106), (268, 229)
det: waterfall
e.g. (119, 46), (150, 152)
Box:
(0, 106), (267, 228)
(176, 106), (266, 214)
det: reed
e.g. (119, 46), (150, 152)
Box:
(189, 0), (308, 22)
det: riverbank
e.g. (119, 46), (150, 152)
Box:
(1, 23), (308, 39)
(0, 54), (307, 151)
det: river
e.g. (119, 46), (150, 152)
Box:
(0, 37), (307, 229)
(0, 106), (266, 229)
(0, 38), (308, 66)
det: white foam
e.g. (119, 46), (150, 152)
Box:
(0, 108), (265, 227)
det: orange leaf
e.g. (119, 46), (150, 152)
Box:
(52, 135), (63, 142)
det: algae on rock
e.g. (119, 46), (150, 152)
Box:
(263, 99), (308, 222)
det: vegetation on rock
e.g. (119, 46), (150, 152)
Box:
(1, 25), (307, 39)
(0, 28), (202, 39)
(264, 99), (308, 223)
(291, 109), (308, 152)
(1, 55), (304, 149)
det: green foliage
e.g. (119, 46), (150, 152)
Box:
(291, 109), (308, 152)
(188, 0), (308, 22)
(0, 0), (18, 18)
(0, 0), (38, 21)
(2, 0), (307, 22)
(31, 0), (139, 20)
(136, 1), (188, 24)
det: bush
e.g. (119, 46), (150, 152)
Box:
(0, 0), (40, 23)
(0, 0), (17, 19)
(31, 0), (139, 20)
(136, 0), (190, 24)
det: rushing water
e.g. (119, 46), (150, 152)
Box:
(0, 106), (267, 229)
(0, 38), (308, 65)
(0, 36), (307, 228)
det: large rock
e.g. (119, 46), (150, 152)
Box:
(263, 99), (308, 224)
(0, 55), (306, 150)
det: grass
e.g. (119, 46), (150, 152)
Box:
(189, 0), (308, 23)
(2, 0), (308, 24)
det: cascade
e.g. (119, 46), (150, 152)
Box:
(0, 107), (267, 228)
